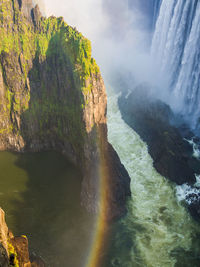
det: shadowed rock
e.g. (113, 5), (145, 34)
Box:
(119, 86), (200, 185)
(0, 0), (130, 220)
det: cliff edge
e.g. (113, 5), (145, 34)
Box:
(0, 0), (130, 220)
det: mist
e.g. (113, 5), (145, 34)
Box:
(36, 0), (165, 95)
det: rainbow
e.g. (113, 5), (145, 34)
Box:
(86, 128), (112, 267)
(86, 168), (108, 267)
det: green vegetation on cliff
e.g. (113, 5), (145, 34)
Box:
(0, 0), (99, 79)
(8, 242), (19, 267)
(0, 0), (103, 158)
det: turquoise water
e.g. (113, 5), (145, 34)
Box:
(0, 151), (95, 267)
(1, 91), (200, 267)
(106, 87), (200, 267)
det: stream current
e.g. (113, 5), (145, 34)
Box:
(0, 91), (200, 267)
(106, 87), (200, 267)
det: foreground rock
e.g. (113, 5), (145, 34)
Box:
(0, 208), (45, 267)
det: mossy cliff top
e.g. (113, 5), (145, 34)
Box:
(0, 0), (106, 159)
(0, 0), (99, 79)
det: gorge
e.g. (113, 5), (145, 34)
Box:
(0, 0), (200, 267)
(0, 0), (130, 265)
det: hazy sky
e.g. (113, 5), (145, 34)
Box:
(43, 0), (105, 39)
(39, 0), (158, 89)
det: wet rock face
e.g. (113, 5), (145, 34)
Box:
(119, 86), (200, 221)
(81, 124), (131, 220)
(118, 86), (200, 185)
(99, 125), (131, 220)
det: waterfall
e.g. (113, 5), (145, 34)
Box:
(104, 1), (200, 265)
(151, 0), (200, 132)
(128, 0), (162, 29)
(152, 0), (162, 28)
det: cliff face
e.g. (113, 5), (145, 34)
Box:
(0, 0), (103, 153)
(118, 86), (200, 185)
(0, 0), (130, 218)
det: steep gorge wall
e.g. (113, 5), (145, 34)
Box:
(0, 0), (130, 219)
(0, 0), (102, 154)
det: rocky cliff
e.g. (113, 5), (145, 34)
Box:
(0, 0), (130, 219)
(119, 85), (200, 220)
(118, 86), (200, 185)
(0, 207), (45, 267)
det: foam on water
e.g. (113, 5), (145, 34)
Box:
(176, 182), (200, 205)
(176, 138), (200, 206)
(107, 87), (200, 267)
(195, 175), (200, 188)
(184, 138), (200, 160)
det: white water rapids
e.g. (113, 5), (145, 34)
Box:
(107, 87), (200, 267)
(40, 0), (200, 265)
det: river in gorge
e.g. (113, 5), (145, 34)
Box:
(0, 0), (200, 266)
(0, 91), (200, 267)
(105, 86), (200, 267)
(0, 151), (96, 267)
